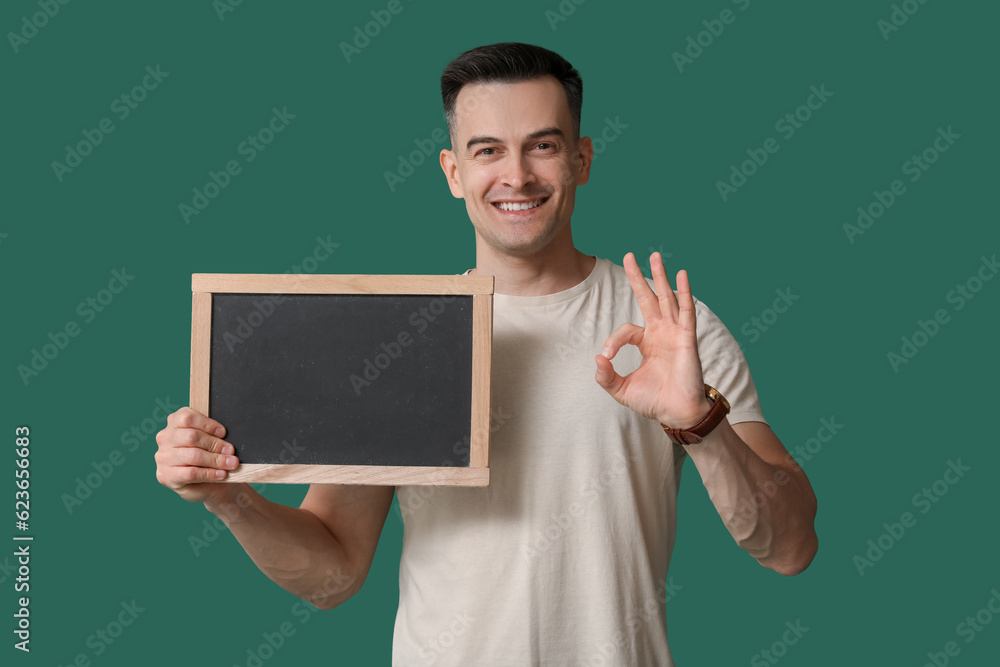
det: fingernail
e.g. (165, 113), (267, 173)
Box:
(226, 456), (238, 468)
(215, 426), (226, 437)
(215, 469), (226, 479)
(221, 444), (234, 455)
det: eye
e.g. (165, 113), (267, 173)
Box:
(535, 142), (556, 151)
(476, 147), (497, 157)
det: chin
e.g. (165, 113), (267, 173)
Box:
(472, 212), (565, 258)
(489, 233), (558, 259)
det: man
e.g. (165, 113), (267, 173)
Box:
(155, 42), (817, 665)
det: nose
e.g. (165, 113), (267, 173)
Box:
(500, 153), (536, 191)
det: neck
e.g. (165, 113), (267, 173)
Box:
(470, 237), (596, 296)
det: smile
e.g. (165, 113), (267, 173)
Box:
(492, 198), (548, 212)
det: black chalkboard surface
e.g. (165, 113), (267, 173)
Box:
(190, 274), (493, 486)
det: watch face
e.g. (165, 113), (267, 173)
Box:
(706, 385), (731, 412)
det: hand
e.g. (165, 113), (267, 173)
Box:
(154, 407), (244, 504)
(594, 252), (712, 429)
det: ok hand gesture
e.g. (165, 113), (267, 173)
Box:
(594, 252), (711, 430)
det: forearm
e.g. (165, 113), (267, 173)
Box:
(204, 484), (360, 608)
(681, 420), (818, 575)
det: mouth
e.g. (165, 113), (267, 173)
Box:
(491, 197), (550, 213)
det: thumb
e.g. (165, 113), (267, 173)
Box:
(594, 353), (626, 400)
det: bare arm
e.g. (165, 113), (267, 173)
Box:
(681, 420), (817, 575)
(205, 482), (394, 609)
(155, 407), (394, 609)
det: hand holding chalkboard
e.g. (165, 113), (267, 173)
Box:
(154, 407), (245, 504)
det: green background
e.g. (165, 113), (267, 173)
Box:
(3, 0), (998, 665)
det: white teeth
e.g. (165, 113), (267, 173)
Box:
(495, 199), (542, 211)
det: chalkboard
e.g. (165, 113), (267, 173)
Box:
(189, 273), (493, 486)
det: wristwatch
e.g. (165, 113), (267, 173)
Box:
(661, 385), (731, 445)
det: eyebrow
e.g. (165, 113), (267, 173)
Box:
(465, 126), (565, 151)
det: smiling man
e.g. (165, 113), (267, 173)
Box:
(154, 42), (817, 666)
(441, 74), (582, 267)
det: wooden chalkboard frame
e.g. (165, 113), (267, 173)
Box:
(190, 273), (493, 486)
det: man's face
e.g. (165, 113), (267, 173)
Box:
(440, 76), (593, 259)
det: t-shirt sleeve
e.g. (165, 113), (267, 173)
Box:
(692, 296), (768, 427)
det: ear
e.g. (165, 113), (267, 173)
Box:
(439, 148), (465, 199)
(575, 136), (594, 186)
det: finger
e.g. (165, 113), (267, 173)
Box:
(650, 252), (679, 322)
(600, 322), (645, 360)
(675, 269), (696, 332)
(594, 354), (626, 400)
(159, 426), (235, 457)
(167, 407), (227, 438)
(159, 464), (231, 487)
(159, 445), (239, 471)
(623, 252), (662, 322)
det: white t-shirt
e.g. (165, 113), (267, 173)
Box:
(393, 256), (767, 666)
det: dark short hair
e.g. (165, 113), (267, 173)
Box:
(441, 42), (583, 142)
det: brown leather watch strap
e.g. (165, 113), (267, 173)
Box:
(661, 385), (731, 445)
